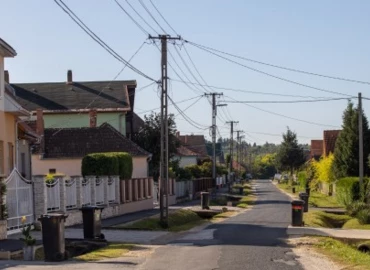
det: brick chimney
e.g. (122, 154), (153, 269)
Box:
(4, 70), (9, 83)
(67, 70), (73, 85)
(89, 109), (97, 127)
(36, 109), (44, 136)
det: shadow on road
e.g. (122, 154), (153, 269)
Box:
(253, 200), (291, 205)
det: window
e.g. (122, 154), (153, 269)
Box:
(0, 141), (3, 175)
(49, 168), (56, 174)
(8, 142), (14, 174)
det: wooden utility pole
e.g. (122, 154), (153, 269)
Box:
(236, 130), (244, 172)
(226, 121), (239, 175)
(204, 93), (223, 186)
(149, 34), (181, 227)
(359, 92), (364, 197)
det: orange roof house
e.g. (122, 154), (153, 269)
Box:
(323, 130), (341, 156)
(310, 140), (323, 160)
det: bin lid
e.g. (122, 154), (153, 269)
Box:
(79, 206), (104, 211)
(299, 192), (308, 197)
(291, 200), (305, 205)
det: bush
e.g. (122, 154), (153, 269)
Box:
(357, 208), (370, 225)
(298, 171), (307, 189)
(346, 201), (368, 217)
(82, 152), (132, 178)
(336, 177), (369, 206)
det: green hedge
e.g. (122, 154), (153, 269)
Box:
(298, 171), (308, 189)
(336, 177), (369, 206)
(82, 152), (133, 179)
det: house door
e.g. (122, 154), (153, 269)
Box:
(5, 168), (34, 233)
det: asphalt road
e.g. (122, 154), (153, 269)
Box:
(141, 180), (304, 270)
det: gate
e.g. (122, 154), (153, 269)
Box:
(5, 168), (34, 232)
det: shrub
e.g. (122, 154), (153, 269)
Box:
(176, 167), (192, 180)
(336, 177), (370, 206)
(298, 171), (307, 189)
(346, 201), (368, 217)
(357, 208), (370, 225)
(82, 152), (132, 178)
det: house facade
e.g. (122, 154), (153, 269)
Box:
(11, 70), (137, 136)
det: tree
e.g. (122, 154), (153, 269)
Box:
(275, 127), (306, 176)
(333, 101), (370, 178)
(132, 112), (180, 181)
(252, 153), (277, 179)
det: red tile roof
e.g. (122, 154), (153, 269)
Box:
(310, 140), (323, 159)
(177, 134), (209, 157)
(176, 145), (199, 156)
(323, 130), (341, 156)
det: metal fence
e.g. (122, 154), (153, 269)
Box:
(46, 178), (60, 212)
(107, 177), (116, 203)
(95, 177), (105, 206)
(82, 178), (92, 206)
(175, 180), (192, 198)
(65, 178), (77, 210)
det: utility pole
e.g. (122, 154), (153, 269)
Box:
(226, 121), (239, 175)
(204, 93), (224, 186)
(236, 130), (244, 173)
(359, 92), (364, 197)
(149, 34), (181, 227)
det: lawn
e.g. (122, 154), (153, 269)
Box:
(276, 183), (342, 208)
(313, 237), (370, 270)
(75, 243), (134, 261)
(114, 209), (206, 232)
(236, 195), (256, 208)
(342, 218), (370, 230)
(303, 211), (351, 228)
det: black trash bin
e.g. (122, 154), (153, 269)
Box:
(292, 187), (296, 193)
(291, 200), (305, 226)
(38, 213), (68, 262)
(201, 192), (210, 210)
(305, 187), (311, 196)
(299, 192), (309, 212)
(80, 206), (105, 240)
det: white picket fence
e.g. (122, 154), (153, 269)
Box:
(175, 180), (192, 198)
(108, 177), (116, 203)
(65, 179), (77, 210)
(95, 177), (105, 206)
(46, 178), (60, 212)
(82, 178), (92, 206)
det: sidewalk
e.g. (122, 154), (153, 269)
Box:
(287, 225), (370, 240)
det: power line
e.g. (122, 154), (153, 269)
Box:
(122, 0), (159, 34)
(186, 40), (352, 97)
(223, 97), (353, 104)
(185, 41), (370, 85)
(175, 96), (204, 117)
(113, 0), (150, 35)
(148, 0), (178, 35)
(138, 0), (167, 33)
(54, 0), (157, 82)
(169, 78), (331, 99)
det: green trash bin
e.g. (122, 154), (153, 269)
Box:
(80, 206), (105, 240)
(38, 213), (68, 262)
(291, 200), (304, 227)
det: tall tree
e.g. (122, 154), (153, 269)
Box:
(132, 112), (180, 181)
(333, 101), (370, 178)
(275, 127), (306, 176)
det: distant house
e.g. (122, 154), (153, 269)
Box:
(11, 70), (137, 137)
(31, 111), (151, 178)
(176, 132), (209, 160)
(323, 130), (341, 156)
(310, 140), (323, 160)
(174, 145), (199, 168)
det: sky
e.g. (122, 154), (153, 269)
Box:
(1, 0), (370, 145)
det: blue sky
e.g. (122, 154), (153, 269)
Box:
(2, 0), (370, 144)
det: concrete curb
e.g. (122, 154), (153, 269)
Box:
(287, 225), (370, 240)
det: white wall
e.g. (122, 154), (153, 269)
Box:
(177, 156), (197, 168)
(32, 155), (148, 178)
(132, 156), (148, 178)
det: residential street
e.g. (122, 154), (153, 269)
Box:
(140, 179), (303, 270)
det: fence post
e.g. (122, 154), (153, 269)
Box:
(87, 176), (96, 206)
(128, 179), (132, 201)
(101, 176), (109, 206)
(74, 176), (83, 209)
(57, 176), (66, 212)
(113, 176), (120, 204)
(120, 179), (126, 203)
(134, 179), (138, 201)
(32, 175), (47, 227)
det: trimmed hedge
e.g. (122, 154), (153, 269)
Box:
(336, 177), (370, 206)
(82, 152), (133, 179)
